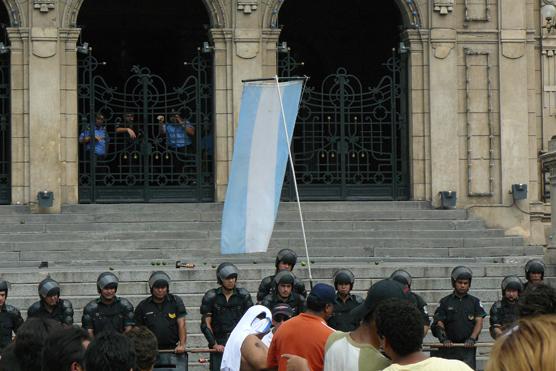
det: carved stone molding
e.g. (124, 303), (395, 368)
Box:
(432, 43), (454, 59)
(33, 0), (55, 13)
(434, 0), (454, 15)
(238, 1), (258, 14)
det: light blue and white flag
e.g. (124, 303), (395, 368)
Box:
(221, 79), (303, 254)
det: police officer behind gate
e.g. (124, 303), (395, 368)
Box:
(390, 269), (430, 335)
(489, 275), (522, 339)
(82, 272), (135, 337)
(257, 249), (306, 302)
(327, 269), (363, 332)
(0, 279), (23, 352)
(27, 277), (74, 326)
(261, 270), (306, 316)
(134, 271), (187, 353)
(431, 266), (486, 370)
(523, 259), (545, 291)
(200, 263), (253, 371)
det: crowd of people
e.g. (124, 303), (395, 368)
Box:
(0, 248), (554, 371)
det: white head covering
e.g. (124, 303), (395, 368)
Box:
(220, 305), (272, 371)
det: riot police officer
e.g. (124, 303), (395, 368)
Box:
(431, 266), (486, 369)
(390, 269), (430, 335)
(524, 259), (545, 291)
(82, 272), (135, 337)
(490, 275), (522, 339)
(327, 269), (363, 331)
(261, 270), (305, 316)
(0, 279), (23, 351)
(200, 263), (253, 371)
(256, 249), (306, 302)
(27, 277), (74, 326)
(134, 271), (187, 353)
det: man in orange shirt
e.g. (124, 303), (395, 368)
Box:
(267, 283), (336, 371)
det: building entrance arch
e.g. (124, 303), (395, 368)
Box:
(0, 3), (11, 204)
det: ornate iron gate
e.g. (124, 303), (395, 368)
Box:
(279, 49), (409, 200)
(78, 49), (214, 203)
(0, 51), (9, 204)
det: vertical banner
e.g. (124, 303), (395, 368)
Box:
(221, 80), (303, 254)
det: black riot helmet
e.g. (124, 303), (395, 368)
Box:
(274, 270), (296, 288)
(451, 266), (473, 287)
(0, 279), (8, 296)
(216, 263), (239, 284)
(148, 271), (171, 293)
(525, 259), (545, 281)
(333, 269), (355, 290)
(38, 278), (60, 299)
(390, 269), (412, 288)
(275, 249), (297, 270)
(501, 275), (524, 295)
(96, 272), (119, 293)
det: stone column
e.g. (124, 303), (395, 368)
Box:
(540, 138), (556, 264)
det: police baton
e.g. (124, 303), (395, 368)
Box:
(159, 348), (220, 353)
(423, 342), (495, 349)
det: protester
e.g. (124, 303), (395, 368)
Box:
(221, 305), (272, 371)
(489, 275), (522, 339)
(523, 259), (545, 291)
(267, 283), (336, 371)
(84, 331), (136, 371)
(262, 303), (294, 347)
(390, 269), (430, 335)
(486, 315), (556, 371)
(375, 298), (472, 370)
(324, 279), (409, 371)
(41, 326), (91, 371)
(518, 282), (556, 317)
(125, 326), (158, 371)
(0, 279), (23, 352)
(28, 277), (74, 326)
(261, 270), (305, 316)
(257, 249), (306, 302)
(327, 269), (363, 332)
(431, 266), (486, 369)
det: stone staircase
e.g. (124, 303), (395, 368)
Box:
(0, 201), (551, 370)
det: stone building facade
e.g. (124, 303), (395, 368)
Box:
(0, 0), (554, 245)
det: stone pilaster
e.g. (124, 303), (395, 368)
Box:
(540, 138), (556, 264)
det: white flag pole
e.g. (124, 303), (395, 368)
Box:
(273, 75), (313, 287)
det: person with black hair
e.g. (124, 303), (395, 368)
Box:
(125, 326), (158, 371)
(267, 283), (336, 371)
(134, 271), (187, 353)
(84, 331), (136, 371)
(518, 282), (556, 317)
(41, 326), (91, 371)
(28, 277), (74, 326)
(0, 317), (61, 371)
(390, 269), (430, 335)
(261, 270), (305, 316)
(82, 272), (135, 337)
(431, 266), (486, 369)
(0, 279), (23, 352)
(327, 269), (363, 332)
(257, 249), (306, 302)
(489, 275), (523, 339)
(200, 263), (253, 371)
(375, 299), (472, 371)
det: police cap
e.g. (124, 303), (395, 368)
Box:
(275, 249), (297, 269)
(0, 279), (8, 295)
(148, 271), (171, 290)
(390, 269), (412, 288)
(334, 269), (355, 287)
(451, 266), (473, 284)
(525, 259), (545, 279)
(97, 272), (119, 292)
(217, 263), (239, 282)
(274, 270), (295, 286)
(38, 278), (60, 298)
(501, 275), (523, 294)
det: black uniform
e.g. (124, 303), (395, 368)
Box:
(261, 292), (305, 316)
(200, 287), (253, 371)
(489, 298), (519, 339)
(327, 293), (363, 332)
(0, 304), (23, 351)
(257, 275), (306, 302)
(82, 297), (135, 335)
(27, 299), (74, 326)
(135, 294), (187, 349)
(410, 292), (431, 327)
(432, 293), (487, 369)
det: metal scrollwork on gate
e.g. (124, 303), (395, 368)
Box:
(0, 51), (9, 204)
(279, 47), (409, 200)
(78, 47), (214, 203)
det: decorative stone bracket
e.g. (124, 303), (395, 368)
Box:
(31, 28), (58, 58)
(238, 1), (258, 14)
(501, 30), (525, 59)
(33, 0), (55, 13)
(431, 29), (456, 59)
(234, 29), (260, 59)
(434, 0), (454, 15)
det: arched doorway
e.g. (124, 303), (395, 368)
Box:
(278, 1), (410, 200)
(76, 0), (214, 203)
(0, 3), (10, 204)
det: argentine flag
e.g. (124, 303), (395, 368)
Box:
(221, 79), (304, 254)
